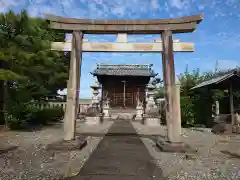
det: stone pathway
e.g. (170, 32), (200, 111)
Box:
(66, 119), (166, 180)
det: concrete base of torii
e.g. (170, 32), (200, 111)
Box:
(156, 139), (197, 153)
(46, 136), (87, 152)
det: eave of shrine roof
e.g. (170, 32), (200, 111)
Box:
(91, 64), (157, 77)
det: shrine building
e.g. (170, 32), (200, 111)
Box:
(91, 63), (157, 109)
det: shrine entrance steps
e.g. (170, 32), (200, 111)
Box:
(65, 120), (165, 180)
(109, 108), (136, 120)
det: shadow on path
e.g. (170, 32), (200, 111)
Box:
(65, 120), (166, 180)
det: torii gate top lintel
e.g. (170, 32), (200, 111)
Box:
(45, 14), (203, 34)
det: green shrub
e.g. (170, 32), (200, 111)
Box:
(180, 96), (196, 127)
(6, 102), (64, 130)
(33, 107), (64, 123)
(6, 103), (37, 128)
(5, 113), (25, 130)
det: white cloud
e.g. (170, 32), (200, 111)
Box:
(151, 0), (160, 9)
(57, 88), (67, 95)
(59, 0), (73, 8)
(200, 59), (239, 72)
(0, 0), (19, 12)
(112, 6), (125, 17)
(217, 60), (239, 70)
(163, 2), (169, 12)
(128, 35), (159, 42)
(168, 0), (190, 9)
(194, 29), (240, 49)
(226, 0), (237, 4)
(214, 8), (226, 18)
(87, 1), (106, 17)
(58, 88), (92, 98)
(56, 0), (161, 19)
(27, 4), (56, 17)
(80, 89), (92, 98)
(29, 0), (48, 4)
(197, 4), (205, 10)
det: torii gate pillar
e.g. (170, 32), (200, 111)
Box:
(64, 31), (83, 140)
(45, 14), (203, 151)
(162, 30), (181, 143)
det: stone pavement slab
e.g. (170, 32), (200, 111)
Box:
(65, 119), (166, 180)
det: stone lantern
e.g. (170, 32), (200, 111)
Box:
(85, 80), (101, 125)
(90, 80), (100, 108)
(145, 82), (157, 111)
(135, 100), (144, 122)
(103, 98), (111, 120)
(143, 81), (160, 126)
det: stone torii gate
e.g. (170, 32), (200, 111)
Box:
(45, 14), (203, 151)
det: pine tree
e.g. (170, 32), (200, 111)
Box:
(0, 10), (70, 124)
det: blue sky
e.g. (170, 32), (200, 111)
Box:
(1, 0), (240, 98)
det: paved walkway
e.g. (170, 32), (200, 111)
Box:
(66, 120), (166, 180)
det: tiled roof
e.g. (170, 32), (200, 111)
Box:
(91, 64), (157, 77)
(191, 68), (240, 90)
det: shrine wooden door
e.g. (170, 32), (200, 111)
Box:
(113, 87), (123, 107)
(125, 87), (134, 107)
(112, 87), (135, 108)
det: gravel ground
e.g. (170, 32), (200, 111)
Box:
(0, 121), (113, 180)
(1, 120), (240, 180)
(139, 124), (240, 180)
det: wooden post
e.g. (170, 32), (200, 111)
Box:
(122, 80), (126, 108)
(64, 31), (83, 141)
(215, 101), (220, 116)
(100, 85), (103, 113)
(162, 30), (181, 143)
(229, 82), (234, 125)
(175, 81), (182, 135)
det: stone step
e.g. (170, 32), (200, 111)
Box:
(109, 108), (136, 114)
(109, 108), (136, 120)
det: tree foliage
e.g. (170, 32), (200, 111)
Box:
(0, 10), (70, 126)
(0, 10), (69, 101)
(154, 64), (239, 127)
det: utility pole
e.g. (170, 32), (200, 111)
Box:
(137, 87), (140, 104)
(122, 80), (126, 108)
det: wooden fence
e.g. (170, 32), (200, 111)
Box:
(34, 101), (91, 114)
(34, 99), (165, 115)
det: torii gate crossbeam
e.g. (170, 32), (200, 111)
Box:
(51, 39), (195, 52)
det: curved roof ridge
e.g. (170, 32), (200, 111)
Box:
(96, 64), (153, 69)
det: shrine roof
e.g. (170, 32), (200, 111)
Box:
(91, 64), (157, 77)
(191, 68), (240, 90)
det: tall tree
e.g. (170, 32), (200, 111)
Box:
(0, 10), (69, 100)
(0, 10), (69, 123)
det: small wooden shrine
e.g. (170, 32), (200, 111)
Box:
(91, 64), (157, 108)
